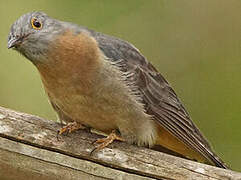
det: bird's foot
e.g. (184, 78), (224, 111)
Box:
(58, 122), (86, 135)
(91, 130), (124, 154)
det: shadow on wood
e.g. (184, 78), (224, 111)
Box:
(0, 106), (240, 180)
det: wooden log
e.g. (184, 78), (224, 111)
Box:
(0, 106), (240, 180)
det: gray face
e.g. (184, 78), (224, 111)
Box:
(8, 12), (64, 63)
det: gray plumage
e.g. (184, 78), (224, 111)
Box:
(8, 11), (228, 169)
(90, 31), (227, 168)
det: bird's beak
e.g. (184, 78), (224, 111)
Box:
(7, 35), (22, 49)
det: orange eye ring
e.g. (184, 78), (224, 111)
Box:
(31, 18), (42, 30)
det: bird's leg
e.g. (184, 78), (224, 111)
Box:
(58, 122), (87, 135)
(91, 130), (124, 154)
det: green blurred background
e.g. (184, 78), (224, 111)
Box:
(0, 0), (240, 171)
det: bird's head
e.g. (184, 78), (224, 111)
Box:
(8, 11), (64, 63)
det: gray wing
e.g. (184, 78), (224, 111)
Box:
(92, 31), (227, 169)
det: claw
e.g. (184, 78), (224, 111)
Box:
(58, 122), (86, 136)
(91, 130), (124, 155)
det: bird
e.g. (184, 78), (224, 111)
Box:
(8, 11), (228, 169)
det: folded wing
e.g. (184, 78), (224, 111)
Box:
(93, 31), (227, 169)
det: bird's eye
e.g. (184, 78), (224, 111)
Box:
(31, 18), (42, 30)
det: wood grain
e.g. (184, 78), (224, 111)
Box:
(0, 106), (240, 180)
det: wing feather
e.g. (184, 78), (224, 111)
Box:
(92, 31), (227, 168)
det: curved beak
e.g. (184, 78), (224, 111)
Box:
(8, 35), (22, 49)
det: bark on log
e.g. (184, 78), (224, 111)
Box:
(0, 106), (240, 180)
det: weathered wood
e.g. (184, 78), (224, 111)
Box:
(0, 106), (240, 180)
